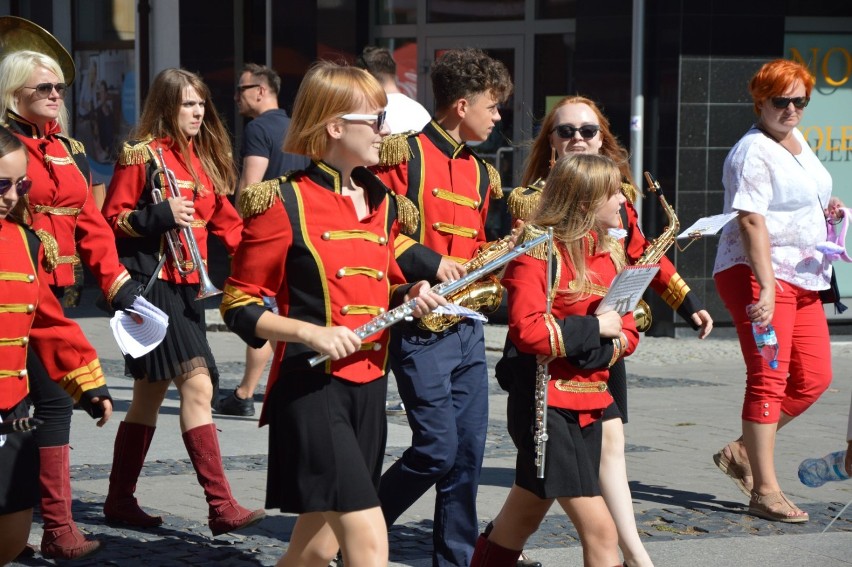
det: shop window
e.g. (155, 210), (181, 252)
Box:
(376, 0), (417, 24)
(427, 0), (523, 23)
(536, 0), (577, 19)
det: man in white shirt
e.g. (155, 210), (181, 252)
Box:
(356, 46), (431, 134)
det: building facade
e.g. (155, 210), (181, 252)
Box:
(4, 0), (850, 332)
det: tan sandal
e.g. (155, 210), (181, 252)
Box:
(748, 491), (809, 523)
(713, 441), (753, 497)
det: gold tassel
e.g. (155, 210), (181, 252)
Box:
(485, 162), (503, 200)
(394, 193), (420, 235)
(238, 178), (282, 217)
(520, 224), (550, 260)
(621, 181), (637, 204)
(507, 183), (543, 222)
(35, 229), (59, 272)
(61, 136), (86, 154)
(378, 132), (413, 166)
(118, 137), (155, 166)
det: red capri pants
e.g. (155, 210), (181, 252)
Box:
(714, 264), (832, 423)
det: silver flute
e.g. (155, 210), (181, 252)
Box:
(534, 227), (555, 479)
(308, 230), (552, 367)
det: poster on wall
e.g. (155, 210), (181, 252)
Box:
(786, 34), (852, 299)
(73, 49), (136, 185)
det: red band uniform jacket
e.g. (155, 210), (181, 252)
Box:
(501, 231), (639, 427)
(0, 218), (110, 413)
(372, 120), (504, 281)
(6, 112), (133, 306)
(508, 180), (703, 326)
(102, 137), (242, 284)
(220, 162), (414, 425)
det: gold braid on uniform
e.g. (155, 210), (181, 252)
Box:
(621, 181), (637, 204)
(485, 162), (503, 200)
(378, 132), (414, 166)
(519, 224), (550, 261)
(507, 179), (544, 222)
(238, 177), (284, 217)
(35, 229), (60, 272)
(117, 137), (155, 166)
(57, 135), (85, 154)
(393, 193), (419, 235)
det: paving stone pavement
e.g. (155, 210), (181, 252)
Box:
(10, 298), (852, 566)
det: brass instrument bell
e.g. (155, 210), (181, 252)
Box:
(0, 16), (76, 84)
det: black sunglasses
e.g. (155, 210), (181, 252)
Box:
(552, 124), (600, 140)
(22, 82), (66, 98)
(770, 96), (809, 110)
(0, 177), (32, 198)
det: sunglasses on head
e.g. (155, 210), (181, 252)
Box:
(21, 82), (67, 98)
(770, 96), (809, 110)
(552, 124), (600, 140)
(341, 110), (387, 131)
(0, 177), (32, 198)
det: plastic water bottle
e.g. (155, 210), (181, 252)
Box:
(750, 320), (779, 370)
(798, 451), (850, 487)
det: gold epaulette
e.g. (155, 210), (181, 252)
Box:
(238, 177), (284, 217)
(378, 132), (414, 166)
(520, 224), (551, 261)
(485, 162), (503, 200)
(57, 134), (86, 155)
(118, 137), (155, 166)
(393, 193), (419, 235)
(621, 181), (637, 204)
(35, 229), (60, 272)
(507, 179), (544, 222)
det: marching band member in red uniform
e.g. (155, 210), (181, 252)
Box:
(0, 49), (138, 559)
(101, 68), (264, 536)
(506, 95), (713, 567)
(475, 154), (637, 567)
(221, 61), (442, 567)
(371, 48), (513, 567)
(0, 126), (113, 564)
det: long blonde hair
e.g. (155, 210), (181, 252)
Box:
(530, 153), (624, 300)
(0, 50), (69, 132)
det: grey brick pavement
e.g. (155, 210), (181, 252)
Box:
(10, 301), (852, 566)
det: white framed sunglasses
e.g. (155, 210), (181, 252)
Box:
(340, 110), (387, 131)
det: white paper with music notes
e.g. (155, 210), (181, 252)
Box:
(110, 296), (169, 358)
(677, 212), (738, 240)
(595, 264), (661, 316)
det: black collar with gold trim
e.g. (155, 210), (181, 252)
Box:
(4, 110), (60, 139)
(303, 161), (388, 210)
(422, 120), (469, 160)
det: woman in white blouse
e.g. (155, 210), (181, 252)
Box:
(712, 58), (841, 524)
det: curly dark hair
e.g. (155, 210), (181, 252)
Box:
(430, 48), (513, 111)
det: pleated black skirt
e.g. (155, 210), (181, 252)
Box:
(506, 372), (603, 499)
(0, 399), (40, 514)
(265, 371), (388, 514)
(124, 280), (219, 386)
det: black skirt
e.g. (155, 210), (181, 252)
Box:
(507, 373), (603, 499)
(0, 399), (40, 514)
(266, 371), (388, 514)
(125, 279), (219, 388)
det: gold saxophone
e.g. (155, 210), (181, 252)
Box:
(632, 171), (680, 333)
(417, 237), (511, 332)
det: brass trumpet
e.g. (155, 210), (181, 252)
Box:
(151, 148), (222, 300)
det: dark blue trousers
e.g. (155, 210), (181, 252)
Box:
(379, 319), (488, 567)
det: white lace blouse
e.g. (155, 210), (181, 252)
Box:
(713, 126), (833, 291)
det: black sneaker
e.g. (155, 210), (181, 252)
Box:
(215, 389), (255, 417)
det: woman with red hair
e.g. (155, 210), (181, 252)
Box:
(713, 59), (839, 523)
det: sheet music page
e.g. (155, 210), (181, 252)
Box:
(677, 212), (738, 240)
(109, 296), (169, 358)
(594, 264), (661, 316)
